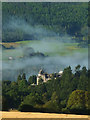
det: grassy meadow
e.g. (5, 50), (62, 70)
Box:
(2, 40), (88, 61)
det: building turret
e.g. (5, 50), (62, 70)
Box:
(59, 71), (63, 75)
(38, 69), (44, 77)
(39, 69), (44, 74)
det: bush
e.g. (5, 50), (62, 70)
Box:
(66, 90), (90, 114)
(18, 103), (34, 112)
(2, 96), (9, 111)
(43, 100), (60, 113)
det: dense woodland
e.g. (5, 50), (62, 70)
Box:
(2, 2), (89, 47)
(2, 2), (90, 115)
(2, 65), (90, 114)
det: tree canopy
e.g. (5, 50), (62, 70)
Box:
(2, 2), (89, 47)
(2, 65), (89, 114)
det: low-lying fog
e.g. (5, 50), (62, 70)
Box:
(2, 18), (88, 81)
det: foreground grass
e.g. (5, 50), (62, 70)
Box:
(1, 111), (89, 119)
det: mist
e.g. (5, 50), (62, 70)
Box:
(2, 17), (88, 81)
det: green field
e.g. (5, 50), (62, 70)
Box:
(2, 40), (88, 60)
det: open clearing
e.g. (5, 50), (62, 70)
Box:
(0, 111), (89, 119)
(2, 40), (88, 60)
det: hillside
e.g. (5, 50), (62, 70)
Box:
(2, 2), (89, 47)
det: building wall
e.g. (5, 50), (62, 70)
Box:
(37, 71), (63, 85)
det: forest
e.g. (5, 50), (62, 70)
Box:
(2, 65), (90, 115)
(2, 2), (89, 115)
(2, 2), (89, 47)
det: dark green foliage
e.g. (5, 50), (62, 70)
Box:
(17, 73), (28, 92)
(2, 96), (9, 111)
(2, 2), (88, 46)
(18, 79), (28, 92)
(3, 80), (11, 86)
(28, 75), (37, 85)
(42, 92), (49, 103)
(43, 92), (60, 112)
(18, 93), (44, 112)
(85, 91), (90, 110)
(17, 74), (22, 83)
(2, 66), (89, 114)
(22, 73), (26, 80)
(23, 47), (47, 59)
(75, 65), (81, 72)
(18, 104), (34, 112)
(58, 66), (74, 100)
(21, 93), (43, 106)
(43, 100), (59, 113)
(29, 52), (46, 58)
(66, 90), (90, 114)
(78, 67), (88, 91)
(88, 2), (90, 27)
(67, 90), (85, 109)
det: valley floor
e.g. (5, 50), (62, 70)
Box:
(0, 111), (89, 120)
